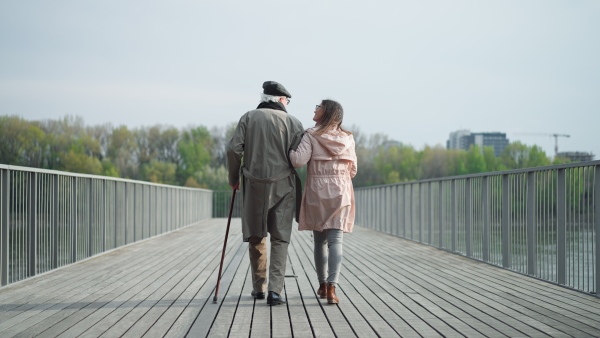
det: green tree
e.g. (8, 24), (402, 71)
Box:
(140, 160), (177, 184)
(177, 126), (212, 184)
(60, 150), (103, 175)
(193, 165), (230, 190)
(446, 149), (468, 176)
(483, 146), (503, 172)
(0, 116), (46, 167)
(501, 142), (550, 169)
(156, 127), (180, 164)
(101, 159), (120, 177)
(108, 126), (137, 179)
(420, 145), (449, 179)
(465, 145), (487, 174)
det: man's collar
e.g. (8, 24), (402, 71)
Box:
(256, 101), (287, 113)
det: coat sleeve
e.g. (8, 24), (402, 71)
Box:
(349, 140), (358, 178)
(289, 120), (304, 151)
(226, 114), (247, 186)
(289, 132), (312, 168)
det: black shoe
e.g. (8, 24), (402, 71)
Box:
(251, 291), (265, 299)
(266, 291), (286, 306)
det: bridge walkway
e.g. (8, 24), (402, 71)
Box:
(0, 219), (599, 337)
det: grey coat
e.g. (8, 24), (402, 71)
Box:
(226, 107), (304, 242)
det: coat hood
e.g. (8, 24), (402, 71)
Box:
(306, 127), (354, 156)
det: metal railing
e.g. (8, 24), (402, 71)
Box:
(212, 190), (243, 218)
(0, 164), (212, 287)
(355, 161), (600, 296)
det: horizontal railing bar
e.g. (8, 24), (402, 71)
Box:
(0, 165), (211, 192)
(355, 160), (600, 190)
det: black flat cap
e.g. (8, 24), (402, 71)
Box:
(262, 81), (292, 98)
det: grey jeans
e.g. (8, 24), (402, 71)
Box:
(313, 229), (343, 286)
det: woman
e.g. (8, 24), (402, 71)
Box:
(289, 99), (357, 304)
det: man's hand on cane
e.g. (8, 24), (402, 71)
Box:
(230, 182), (240, 190)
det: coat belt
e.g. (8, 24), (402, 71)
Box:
(242, 167), (302, 223)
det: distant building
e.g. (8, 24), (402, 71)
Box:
(447, 130), (509, 157)
(447, 130), (471, 151)
(556, 151), (595, 162)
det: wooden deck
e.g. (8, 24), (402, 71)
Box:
(1, 219), (599, 337)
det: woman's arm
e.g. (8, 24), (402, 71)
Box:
(289, 133), (312, 168)
(349, 140), (358, 178)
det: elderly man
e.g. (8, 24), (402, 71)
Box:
(226, 81), (304, 305)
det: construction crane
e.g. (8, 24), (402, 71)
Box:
(513, 133), (570, 157)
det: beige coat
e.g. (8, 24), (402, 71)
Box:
(289, 127), (357, 233)
(226, 105), (304, 242)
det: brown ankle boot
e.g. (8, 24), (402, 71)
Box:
(317, 282), (327, 299)
(327, 283), (339, 304)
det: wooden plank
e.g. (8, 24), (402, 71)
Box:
(353, 230), (545, 336)
(0, 228), (198, 336)
(287, 234), (335, 338)
(392, 244), (598, 335)
(283, 253), (313, 337)
(206, 250), (250, 337)
(162, 220), (245, 338)
(184, 232), (248, 337)
(16, 226), (220, 337)
(294, 230), (389, 338)
(225, 267), (254, 337)
(54, 220), (228, 337)
(350, 226), (598, 337)
(85, 223), (234, 337)
(291, 230), (357, 337)
(118, 235), (244, 337)
(1, 220), (599, 338)
(345, 228), (533, 336)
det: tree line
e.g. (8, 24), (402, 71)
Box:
(0, 115), (234, 190)
(0, 115), (569, 189)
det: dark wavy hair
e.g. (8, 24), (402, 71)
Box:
(314, 99), (352, 136)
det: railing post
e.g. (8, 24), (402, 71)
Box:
(28, 172), (38, 277)
(428, 182), (433, 245)
(451, 179), (456, 252)
(438, 181), (444, 249)
(155, 186), (159, 234)
(418, 183), (423, 243)
(397, 186), (402, 236)
(71, 177), (77, 264)
(88, 178), (93, 258)
(502, 174), (510, 268)
(408, 184), (413, 240)
(482, 176), (490, 262)
(526, 172), (537, 275)
(114, 181), (118, 249)
(149, 185), (153, 236)
(465, 178), (472, 257)
(1, 169), (9, 286)
(557, 168), (566, 285)
(595, 165), (600, 297)
(125, 183), (129, 244)
(386, 186), (391, 234)
(379, 187), (384, 232)
(52, 175), (58, 269)
(133, 183), (136, 242)
(406, 184), (411, 239)
(102, 180), (106, 253)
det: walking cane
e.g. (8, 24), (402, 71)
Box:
(213, 189), (237, 303)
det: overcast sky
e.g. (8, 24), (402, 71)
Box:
(1, 0), (598, 159)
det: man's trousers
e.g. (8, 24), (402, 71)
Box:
(248, 235), (289, 295)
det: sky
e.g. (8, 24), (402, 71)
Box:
(1, 0), (599, 160)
